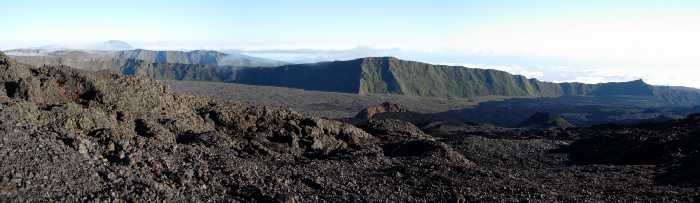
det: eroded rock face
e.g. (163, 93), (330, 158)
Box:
(0, 52), (372, 156)
(196, 104), (372, 156)
(364, 119), (430, 140)
(354, 102), (409, 120)
(360, 118), (472, 166)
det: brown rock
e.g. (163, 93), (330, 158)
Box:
(364, 119), (430, 141)
(354, 102), (409, 120)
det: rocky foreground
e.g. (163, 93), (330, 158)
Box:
(0, 51), (699, 202)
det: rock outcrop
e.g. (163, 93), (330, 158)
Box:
(0, 52), (477, 201)
(354, 102), (409, 120)
(567, 114), (700, 186)
(363, 119), (430, 140)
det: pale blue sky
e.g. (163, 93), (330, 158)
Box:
(2, 0), (700, 87)
(3, 0), (695, 49)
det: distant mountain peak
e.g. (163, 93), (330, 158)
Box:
(104, 40), (128, 44)
(627, 79), (647, 84)
(344, 56), (398, 63)
(591, 79), (654, 96)
(363, 56), (399, 60)
(87, 40), (133, 51)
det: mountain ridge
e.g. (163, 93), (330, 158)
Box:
(6, 50), (700, 106)
(237, 57), (696, 94)
(86, 40), (133, 50)
(233, 56), (700, 106)
(6, 48), (287, 70)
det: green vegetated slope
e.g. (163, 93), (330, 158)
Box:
(117, 49), (226, 65)
(116, 49), (285, 67)
(232, 57), (700, 106)
(119, 59), (243, 82)
(231, 57), (598, 97)
(356, 57), (596, 97)
(232, 56), (652, 98)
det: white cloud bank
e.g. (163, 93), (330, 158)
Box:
(3, 10), (698, 88)
(444, 14), (700, 87)
(238, 13), (700, 88)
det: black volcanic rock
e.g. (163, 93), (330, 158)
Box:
(3, 50), (700, 201)
(567, 114), (700, 186)
(0, 51), (494, 202)
(518, 112), (573, 129)
(0, 51), (377, 200)
(363, 119), (430, 140)
(383, 139), (474, 166)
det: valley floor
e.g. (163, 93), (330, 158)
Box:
(166, 80), (504, 118)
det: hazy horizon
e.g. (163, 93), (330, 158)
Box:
(2, 0), (699, 87)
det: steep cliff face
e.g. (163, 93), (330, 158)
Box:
(119, 60), (242, 82)
(230, 57), (600, 98)
(177, 56), (700, 106)
(358, 57), (402, 95)
(356, 57), (598, 97)
(234, 59), (366, 93)
(117, 49), (225, 65)
(116, 49), (286, 67)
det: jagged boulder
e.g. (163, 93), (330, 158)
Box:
(198, 104), (371, 156)
(354, 102), (409, 120)
(363, 119), (430, 141)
